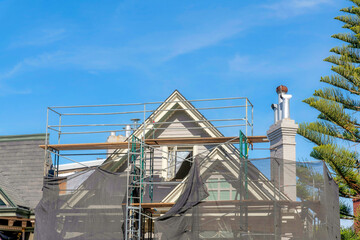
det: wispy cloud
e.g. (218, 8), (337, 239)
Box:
(1, 21), (244, 76)
(11, 28), (66, 48)
(262, 0), (333, 18)
(0, 0), (335, 84)
(164, 0), (333, 60)
(165, 20), (243, 60)
(0, 47), (143, 81)
(0, 51), (63, 80)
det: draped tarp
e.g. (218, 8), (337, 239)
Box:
(34, 168), (127, 240)
(154, 159), (341, 240)
(155, 160), (209, 239)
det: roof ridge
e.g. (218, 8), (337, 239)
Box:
(0, 133), (47, 142)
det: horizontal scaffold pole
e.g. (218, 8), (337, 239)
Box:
(39, 136), (268, 151)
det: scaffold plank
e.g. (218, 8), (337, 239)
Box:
(133, 199), (319, 209)
(39, 136), (268, 151)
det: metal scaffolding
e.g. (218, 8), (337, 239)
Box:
(43, 95), (255, 175)
(37, 92), (339, 240)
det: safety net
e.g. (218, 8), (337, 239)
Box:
(34, 149), (340, 240)
(34, 168), (127, 240)
(152, 157), (340, 240)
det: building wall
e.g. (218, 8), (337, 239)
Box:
(151, 110), (211, 179)
(0, 134), (48, 209)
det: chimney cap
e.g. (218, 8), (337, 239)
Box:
(276, 85), (288, 94)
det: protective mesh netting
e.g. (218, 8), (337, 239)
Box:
(34, 168), (127, 240)
(154, 159), (340, 240)
(34, 155), (340, 239)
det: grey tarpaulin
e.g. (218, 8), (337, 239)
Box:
(34, 168), (127, 240)
(157, 159), (209, 221)
(155, 160), (209, 239)
(33, 151), (340, 239)
(154, 158), (341, 240)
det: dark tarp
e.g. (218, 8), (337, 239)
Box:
(155, 160), (209, 239)
(154, 159), (341, 240)
(34, 168), (127, 240)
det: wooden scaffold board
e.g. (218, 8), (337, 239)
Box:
(39, 136), (268, 151)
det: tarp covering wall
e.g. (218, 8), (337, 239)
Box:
(34, 168), (126, 240)
(154, 159), (340, 240)
(34, 157), (340, 240)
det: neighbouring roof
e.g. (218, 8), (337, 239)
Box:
(0, 174), (27, 207)
(0, 133), (47, 142)
(0, 133), (48, 210)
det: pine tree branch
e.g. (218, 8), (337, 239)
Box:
(314, 87), (360, 111)
(299, 121), (358, 143)
(336, 15), (360, 32)
(330, 65), (360, 89)
(340, 200), (354, 219)
(332, 33), (359, 46)
(321, 76), (360, 95)
(303, 97), (359, 139)
(350, 4), (360, 17)
(311, 145), (360, 195)
(330, 45), (360, 64)
(318, 113), (360, 131)
(325, 55), (349, 66)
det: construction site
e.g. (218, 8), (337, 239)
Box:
(34, 88), (341, 240)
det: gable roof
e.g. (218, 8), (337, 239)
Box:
(98, 90), (288, 202)
(101, 90), (231, 172)
(161, 146), (289, 203)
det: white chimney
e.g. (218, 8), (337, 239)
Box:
(125, 125), (131, 138)
(271, 104), (278, 123)
(107, 132), (126, 155)
(272, 85), (292, 123)
(267, 85), (298, 201)
(281, 94), (292, 119)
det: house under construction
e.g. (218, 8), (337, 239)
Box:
(34, 88), (340, 240)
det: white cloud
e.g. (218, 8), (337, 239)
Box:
(0, 0), (335, 83)
(165, 20), (243, 60)
(0, 47), (142, 81)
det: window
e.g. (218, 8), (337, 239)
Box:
(167, 147), (192, 180)
(206, 176), (239, 201)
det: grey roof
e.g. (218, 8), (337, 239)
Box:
(0, 134), (48, 209)
(0, 173), (27, 207)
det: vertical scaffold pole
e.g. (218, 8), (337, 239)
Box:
(245, 99), (248, 137)
(239, 130), (249, 238)
(125, 136), (130, 240)
(45, 108), (49, 176)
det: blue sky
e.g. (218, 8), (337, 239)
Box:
(0, 0), (353, 225)
(0, 0), (348, 158)
(0, 0), (347, 136)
